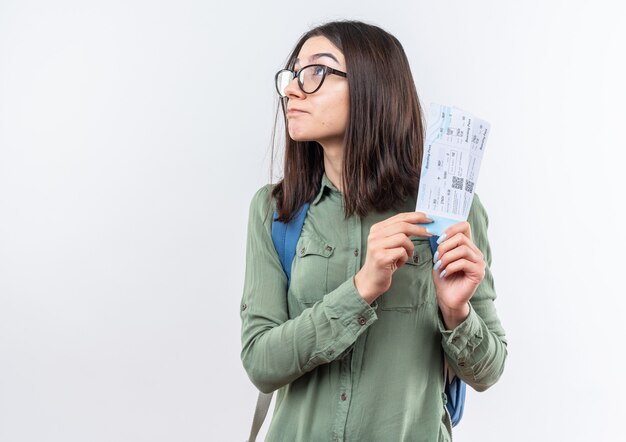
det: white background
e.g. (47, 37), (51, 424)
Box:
(1, 1), (624, 441)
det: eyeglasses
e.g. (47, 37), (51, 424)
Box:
(275, 64), (347, 98)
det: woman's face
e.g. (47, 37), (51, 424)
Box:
(284, 36), (349, 148)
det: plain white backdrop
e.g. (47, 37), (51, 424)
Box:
(1, 0), (624, 441)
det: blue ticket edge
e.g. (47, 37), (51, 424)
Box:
(416, 215), (460, 237)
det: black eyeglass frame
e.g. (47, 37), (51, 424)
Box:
(274, 64), (348, 97)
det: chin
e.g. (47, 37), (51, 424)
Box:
(288, 131), (314, 142)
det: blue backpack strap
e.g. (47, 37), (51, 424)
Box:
(430, 235), (466, 427)
(271, 203), (310, 284)
(446, 375), (466, 426)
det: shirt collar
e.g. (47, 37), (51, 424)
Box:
(312, 172), (340, 205)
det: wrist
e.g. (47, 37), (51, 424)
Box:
(353, 272), (378, 305)
(439, 302), (470, 330)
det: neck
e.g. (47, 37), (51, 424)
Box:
(320, 141), (344, 192)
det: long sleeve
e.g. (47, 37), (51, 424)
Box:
(436, 193), (508, 392)
(239, 185), (378, 394)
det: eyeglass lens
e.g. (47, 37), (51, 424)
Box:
(276, 65), (326, 97)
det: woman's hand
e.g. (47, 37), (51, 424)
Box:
(354, 212), (433, 304)
(432, 221), (486, 329)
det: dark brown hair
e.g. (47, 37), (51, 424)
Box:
(270, 20), (425, 222)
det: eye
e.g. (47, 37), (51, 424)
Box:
(312, 65), (326, 77)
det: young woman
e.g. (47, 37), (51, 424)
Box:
(240, 20), (507, 442)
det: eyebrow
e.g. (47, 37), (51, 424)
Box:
(294, 52), (340, 66)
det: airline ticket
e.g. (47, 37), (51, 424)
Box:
(416, 103), (491, 236)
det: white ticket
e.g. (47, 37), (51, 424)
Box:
(416, 103), (490, 236)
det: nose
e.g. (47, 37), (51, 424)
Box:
(283, 76), (304, 99)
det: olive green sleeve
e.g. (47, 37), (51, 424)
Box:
(437, 193), (508, 392)
(239, 185), (378, 394)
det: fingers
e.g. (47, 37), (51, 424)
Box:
(369, 245), (409, 272)
(435, 257), (486, 281)
(376, 220), (433, 240)
(372, 212), (434, 232)
(433, 222), (485, 280)
(381, 221), (432, 239)
(435, 231), (482, 258)
(379, 232), (414, 255)
(364, 212), (435, 275)
(389, 247), (409, 271)
(433, 244), (482, 271)
(372, 233), (414, 267)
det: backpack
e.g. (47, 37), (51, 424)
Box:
(245, 203), (466, 441)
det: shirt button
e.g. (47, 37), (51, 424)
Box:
(413, 254), (419, 264)
(341, 392), (347, 401)
(325, 245), (333, 252)
(241, 303), (247, 311)
(300, 247), (306, 255)
(354, 248), (359, 256)
(358, 317), (366, 326)
(451, 336), (459, 343)
(458, 361), (466, 367)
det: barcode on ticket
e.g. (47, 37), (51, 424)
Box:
(452, 176), (464, 190)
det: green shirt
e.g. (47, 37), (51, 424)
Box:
(240, 173), (507, 442)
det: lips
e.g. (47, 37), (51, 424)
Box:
(287, 108), (307, 114)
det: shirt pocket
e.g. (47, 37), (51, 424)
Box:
(379, 237), (434, 311)
(289, 234), (336, 306)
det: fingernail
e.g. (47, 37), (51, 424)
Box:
(433, 250), (440, 262)
(434, 259), (442, 270)
(436, 233), (447, 244)
(440, 269), (446, 278)
(426, 214), (435, 223)
(426, 228), (435, 235)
